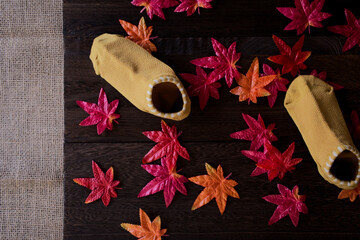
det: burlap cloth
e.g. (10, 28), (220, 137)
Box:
(0, 0), (64, 239)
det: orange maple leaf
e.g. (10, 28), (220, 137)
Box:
(119, 17), (157, 53)
(230, 57), (276, 104)
(189, 163), (240, 215)
(121, 208), (167, 240)
(338, 185), (360, 202)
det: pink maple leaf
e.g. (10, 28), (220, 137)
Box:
(138, 157), (188, 207)
(263, 184), (308, 227)
(261, 64), (290, 108)
(174, 0), (213, 16)
(131, 0), (179, 20)
(180, 66), (221, 110)
(230, 113), (278, 151)
(328, 9), (360, 52)
(277, 0), (332, 35)
(310, 69), (344, 90)
(190, 38), (242, 88)
(76, 88), (120, 135)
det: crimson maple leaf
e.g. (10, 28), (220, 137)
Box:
(242, 142), (302, 181)
(261, 64), (290, 108)
(76, 88), (120, 135)
(310, 69), (344, 90)
(180, 66), (221, 110)
(73, 161), (121, 206)
(230, 113), (278, 151)
(190, 38), (241, 88)
(268, 35), (311, 77)
(328, 9), (360, 52)
(174, 0), (213, 16)
(131, 0), (179, 20)
(263, 184), (308, 227)
(142, 120), (190, 167)
(277, 0), (332, 35)
(138, 157), (188, 207)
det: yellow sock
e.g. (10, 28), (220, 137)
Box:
(285, 75), (360, 189)
(90, 33), (191, 121)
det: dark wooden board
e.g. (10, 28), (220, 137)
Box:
(64, 0), (360, 239)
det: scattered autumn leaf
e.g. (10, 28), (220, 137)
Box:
(73, 161), (121, 206)
(76, 88), (120, 135)
(190, 38), (241, 88)
(180, 66), (221, 110)
(328, 9), (360, 52)
(261, 64), (290, 108)
(263, 184), (308, 227)
(131, 0), (179, 20)
(121, 208), (167, 240)
(142, 120), (190, 168)
(310, 69), (344, 90)
(242, 142), (302, 181)
(230, 113), (278, 151)
(268, 35), (311, 77)
(174, 0), (213, 16)
(338, 184), (360, 202)
(189, 163), (240, 215)
(119, 17), (157, 53)
(230, 57), (276, 104)
(349, 110), (360, 142)
(138, 157), (188, 207)
(277, 0), (331, 35)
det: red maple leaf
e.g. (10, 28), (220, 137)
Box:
(263, 184), (308, 227)
(349, 110), (360, 142)
(76, 88), (120, 135)
(310, 69), (344, 90)
(73, 161), (121, 206)
(277, 0), (332, 35)
(261, 64), (290, 108)
(180, 66), (221, 110)
(190, 38), (241, 88)
(242, 142), (302, 181)
(268, 35), (311, 77)
(138, 157), (188, 207)
(328, 9), (360, 52)
(174, 0), (213, 16)
(230, 113), (278, 151)
(131, 0), (179, 20)
(142, 120), (190, 167)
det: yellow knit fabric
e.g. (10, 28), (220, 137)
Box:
(90, 33), (191, 121)
(285, 75), (360, 189)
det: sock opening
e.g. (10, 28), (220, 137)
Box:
(330, 150), (358, 181)
(152, 82), (183, 113)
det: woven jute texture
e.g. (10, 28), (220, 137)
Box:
(0, 0), (64, 239)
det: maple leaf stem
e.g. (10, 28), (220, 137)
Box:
(225, 172), (233, 179)
(140, 7), (146, 13)
(198, 6), (200, 15)
(149, 36), (158, 40)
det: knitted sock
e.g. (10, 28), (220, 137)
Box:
(284, 75), (360, 189)
(90, 34), (191, 121)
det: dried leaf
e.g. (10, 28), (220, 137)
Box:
(277, 0), (331, 35)
(261, 64), (290, 108)
(119, 17), (157, 53)
(174, 0), (213, 16)
(349, 110), (360, 142)
(268, 35), (311, 77)
(328, 9), (360, 52)
(230, 57), (276, 104)
(121, 208), (167, 240)
(76, 88), (120, 135)
(242, 142), (302, 181)
(230, 113), (278, 151)
(189, 163), (240, 215)
(190, 38), (241, 88)
(310, 69), (344, 90)
(180, 66), (221, 110)
(338, 184), (360, 202)
(263, 184), (308, 227)
(142, 120), (190, 168)
(73, 161), (121, 206)
(138, 157), (188, 207)
(131, 0), (179, 20)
